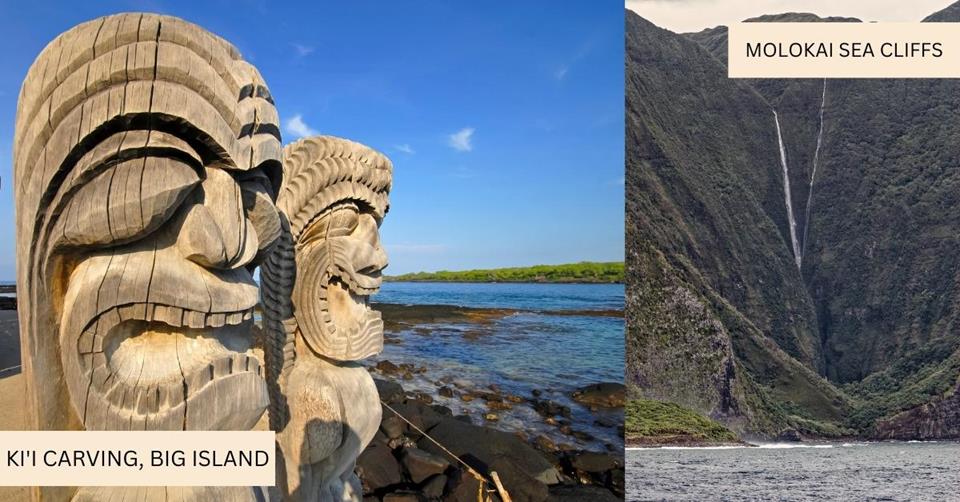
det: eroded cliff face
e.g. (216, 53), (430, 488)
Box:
(874, 383), (960, 440)
(626, 11), (845, 437)
(627, 2), (960, 439)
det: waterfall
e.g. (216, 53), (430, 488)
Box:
(774, 110), (802, 270)
(802, 79), (827, 258)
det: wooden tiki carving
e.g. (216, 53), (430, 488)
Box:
(13, 13), (283, 500)
(261, 136), (392, 500)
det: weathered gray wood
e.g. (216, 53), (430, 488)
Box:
(261, 136), (392, 500)
(15, 13), (282, 501)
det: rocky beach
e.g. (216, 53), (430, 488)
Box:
(0, 282), (625, 501)
(352, 284), (625, 501)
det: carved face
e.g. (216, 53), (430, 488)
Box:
(14, 14), (282, 431)
(293, 202), (388, 360)
(261, 136), (392, 368)
(58, 162), (280, 430)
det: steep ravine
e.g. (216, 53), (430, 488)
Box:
(628, 2), (960, 441)
(801, 79), (827, 258)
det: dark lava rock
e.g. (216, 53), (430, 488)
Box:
(377, 360), (401, 374)
(422, 474), (447, 498)
(609, 467), (625, 496)
(569, 452), (622, 473)
(777, 429), (803, 443)
(547, 485), (620, 502)
(356, 442), (403, 491)
(383, 400), (445, 437)
(381, 416), (405, 439)
(570, 383), (625, 408)
(420, 417), (561, 502)
(401, 447), (450, 483)
(487, 400), (513, 411)
(532, 399), (571, 418)
(430, 404), (454, 417)
(383, 492), (425, 502)
(376, 378), (406, 404)
(0, 297), (16, 311)
(443, 469), (483, 502)
(414, 392), (434, 404)
(777, 429), (803, 442)
(438, 386), (455, 398)
(534, 435), (558, 453)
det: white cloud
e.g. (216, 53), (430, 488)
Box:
(395, 144), (415, 154)
(554, 65), (569, 80)
(448, 127), (475, 152)
(285, 114), (319, 139)
(292, 43), (314, 57)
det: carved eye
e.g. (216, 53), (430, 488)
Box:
(327, 205), (360, 237)
(298, 203), (360, 246)
(53, 156), (201, 249)
(354, 213), (380, 246)
(240, 174), (281, 256)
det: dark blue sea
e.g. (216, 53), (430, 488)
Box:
(372, 282), (625, 452)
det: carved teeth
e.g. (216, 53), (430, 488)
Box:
(154, 305), (183, 327)
(119, 304), (141, 321)
(226, 312), (243, 325)
(213, 358), (232, 379)
(207, 313), (226, 328)
(185, 311), (206, 329)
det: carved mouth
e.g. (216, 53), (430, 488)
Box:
(326, 277), (383, 343)
(293, 274), (384, 361)
(75, 304), (267, 431)
(101, 308), (258, 388)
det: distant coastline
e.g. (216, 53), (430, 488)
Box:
(386, 261), (624, 284)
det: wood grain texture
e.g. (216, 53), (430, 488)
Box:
(261, 136), (391, 500)
(14, 13), (282, 501)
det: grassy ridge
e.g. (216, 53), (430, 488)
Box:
(626, 399), (739, 444)
(386, 262), (623, 283)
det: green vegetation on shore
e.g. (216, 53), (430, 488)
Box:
(626, 399), (738, 444)
(386, 262), (623, 283)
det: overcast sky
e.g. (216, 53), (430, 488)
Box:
(627, 0), (954, 33)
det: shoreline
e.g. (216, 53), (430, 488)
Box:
(368, 356), (625, 454)
(362, 375), (624, 500)
(626, 436), (751, 449)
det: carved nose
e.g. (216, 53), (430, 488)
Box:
(177, 168), (258, 269)
(177, 204), (229, 268)
(371, 245), (388, 273)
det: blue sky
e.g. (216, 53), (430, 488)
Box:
(0, 1), (624, 279)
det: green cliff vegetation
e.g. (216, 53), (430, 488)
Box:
(627, 2), (960, 440)
(626, 398), (739, 444)
(386, 262), (623, 283)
